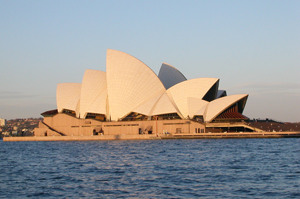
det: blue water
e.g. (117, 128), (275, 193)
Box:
(1, 138), (300, 198)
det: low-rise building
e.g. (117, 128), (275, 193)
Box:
(0, 118), (5, 126)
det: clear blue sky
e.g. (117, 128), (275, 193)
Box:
(1, 0), (299, 122)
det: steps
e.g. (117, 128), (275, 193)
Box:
(42, 122), (66, 136)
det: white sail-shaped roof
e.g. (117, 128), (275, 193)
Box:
(132, 91), (164, 116)
(106, 49), (166, 121)
(194, 103), (209, 120)
(150, 92), (180, 116)
(53, 49), (249, 123)
(167, 78), (219, 118)
(205, 94), (248, 122)
(79, 69), (107, 118)
(187, 98), (209, 118)
(56, 83), (81, 114)
(158, 63), (187, 89)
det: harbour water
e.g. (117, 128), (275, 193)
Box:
(1, 138), (300, 198)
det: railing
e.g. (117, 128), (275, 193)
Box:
(249, 118), (285, 124)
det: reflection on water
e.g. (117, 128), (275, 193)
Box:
(1, 139), (300, 198)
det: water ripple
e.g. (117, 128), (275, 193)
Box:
(1, 139), (300, 198)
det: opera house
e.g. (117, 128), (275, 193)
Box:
(34, 49), (254, 138)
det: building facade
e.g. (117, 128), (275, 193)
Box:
(34, 49), (251, 137)
(0, 118), (5, 126)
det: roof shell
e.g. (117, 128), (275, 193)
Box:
(205, 94), (248, 122)
(166, 78), (219, 118)
(132, 91), (165, 116)
(187, 98), (209, 118)
(106, 49), (166, 121)
(150, 92), (180, 116)
(79, 69), (107, 118)
(56, 83), (81, 114)
(217, 90), (227, 98)
(158, 63), (187, 89)
(53, 49), (249, 123)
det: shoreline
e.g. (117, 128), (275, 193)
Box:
(3, 131), (300, 142)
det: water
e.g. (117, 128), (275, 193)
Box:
(1, 138), (300, 198)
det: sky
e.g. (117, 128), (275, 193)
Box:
(0, 0), (299, 122)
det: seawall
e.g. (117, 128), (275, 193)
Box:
(166, 131), (300, 139)
(3, 134), (155, 142)
(3, 131), (300, 141)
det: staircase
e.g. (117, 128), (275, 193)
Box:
(42, 121), (66, 136)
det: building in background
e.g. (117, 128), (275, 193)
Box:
(0, 118), (5, 126)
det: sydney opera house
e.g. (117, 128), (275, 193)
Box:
(34, 49), (253, 138)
